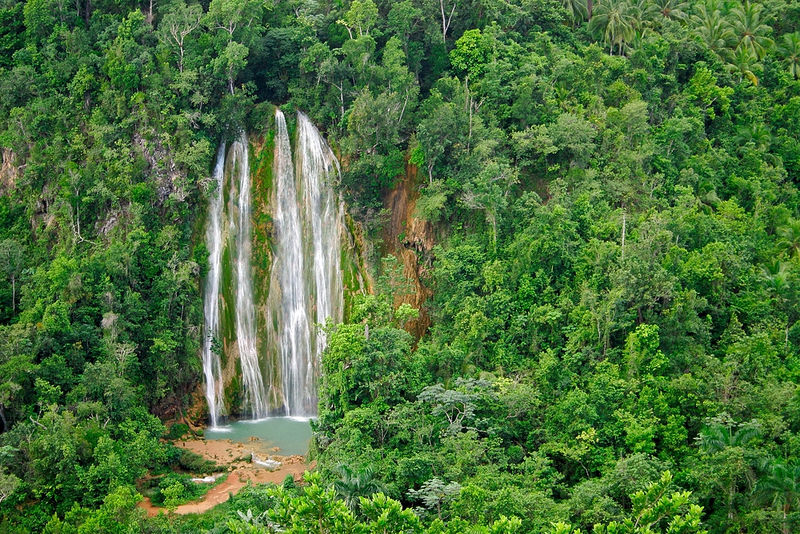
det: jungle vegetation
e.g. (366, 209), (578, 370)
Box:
(1, 0), (800, 531)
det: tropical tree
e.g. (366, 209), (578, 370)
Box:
(699, 423), (761, 453)
(778, 221), (800, 260)
(729, 0), (773, 59)
(0, 446), (20, 505)
(553, 472), (706, 534)
(754, 462), (800, 534)
(760, 259), (797, 348)
(460, 159), (518, 251)
(697, 421), (762, 523)
(333, 465), (386, 514)
(157, 1), (203, 73)
(725, 45), (761, 85)
(735, 123), (772, 153)
(337, 0), (379, 39)
(628, 0), (658, 40)
(561, 0), (588, 25)
(0, 239), (23, 314)
(589, 0), (636, 55)
(777, 32), (800, 79)
(691, 1), (735, 55)
(652, 0), (690, 22)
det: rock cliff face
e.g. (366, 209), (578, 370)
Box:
(383, 162), (434, 340)
(1, 148), (19, 194)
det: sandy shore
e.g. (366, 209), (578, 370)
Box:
(139, 437), (314, 517)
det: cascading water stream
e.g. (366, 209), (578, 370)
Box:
(202, 143), (227, 428)
(273, 110), (315, 416)
(202, 112), (346, 422)
(232, 134), (269, 419)
(296, 112), (344, 364)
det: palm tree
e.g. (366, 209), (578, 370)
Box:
(691, 1), (735, 55)
(561, 0), (588, 25)
(755, 461), (800, 534)
(653, 0), (690, 22)
(735, 123), (772, 153)
(725, 45), (761, 85)
(778, 32), (800, 79)
(761, 259), (798, 349)
(698, 422), (761, 522)
(333, 465), (385, 514)
(589, 0), (636, 55)
(698, 422), (761, 453)
(629, 0), (658, 33)
(778, 221), (800, 260)
(729, 0), (774, 60)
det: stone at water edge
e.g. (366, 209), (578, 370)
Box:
(251, 452), (282, 471)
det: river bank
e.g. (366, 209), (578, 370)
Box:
(138, 437), (314, 516)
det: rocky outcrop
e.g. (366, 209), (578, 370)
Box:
(1, 148), (20, 194)
(383, 162), (434, 339)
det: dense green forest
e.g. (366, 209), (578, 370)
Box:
(1, 0), (800, 531)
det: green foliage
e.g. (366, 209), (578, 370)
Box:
(175, 448), (220, 474)
(3, 0), (800, 531)
(555, 472), (706, 534)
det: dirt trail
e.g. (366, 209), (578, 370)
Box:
(139, 438), (313, 517)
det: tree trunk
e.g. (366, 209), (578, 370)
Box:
(440, 0), (456, 43)
(587, 0), (593, 20)
(488, 211), (497, 253)
(10, 274), (15, 314)
(728, 484), (735, 520)
(783, 504), (789, 534)
(466, 76), (472, 152)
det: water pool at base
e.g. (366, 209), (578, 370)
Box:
(204, 417), (313, 456)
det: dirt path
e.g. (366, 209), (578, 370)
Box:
(139, 438), (314, 517)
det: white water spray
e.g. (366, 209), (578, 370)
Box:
(273, 110), (315, 415)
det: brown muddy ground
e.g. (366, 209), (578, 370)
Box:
(138, 438), (313, 517)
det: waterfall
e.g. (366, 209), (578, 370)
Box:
(202, 143), (227, 428)
(296, 112), (344, 366)
(202, 112), (346, 421)
(272, 110), (343, 416)
(232, 134), (269, 419)
(273, 110), (314, 416)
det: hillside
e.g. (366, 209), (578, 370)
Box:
(1, 0), (800, 532)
